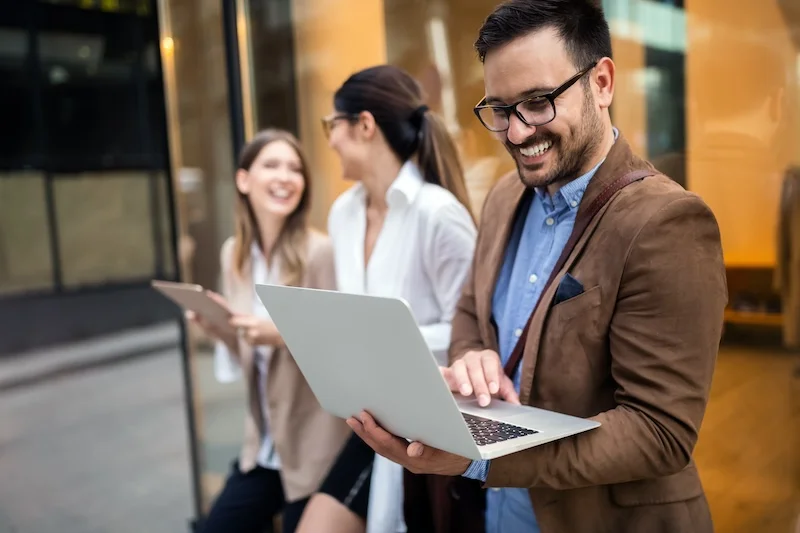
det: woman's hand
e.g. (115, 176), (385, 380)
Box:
(229, 315), (282, 347)
(185, 291), (238, 350)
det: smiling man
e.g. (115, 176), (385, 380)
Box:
(347, 1), (728, 532)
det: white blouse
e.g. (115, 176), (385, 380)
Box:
(214, 245), (281, 471)
(328, 161), (477, 365)
(328, 161), (477, 533)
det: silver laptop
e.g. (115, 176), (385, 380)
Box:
(255, 284), (600, 461)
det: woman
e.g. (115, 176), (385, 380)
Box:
(190, 129), (350, 533)
(296, 65), (479, 533)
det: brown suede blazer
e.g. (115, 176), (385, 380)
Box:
(449, 133), (727, 533)
(220, 229), (350, 502)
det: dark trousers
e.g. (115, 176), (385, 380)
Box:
(403, 470), (486, 533)
(199, 461), (308, 533)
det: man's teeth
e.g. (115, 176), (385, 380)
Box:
(520, 141), (553, 157)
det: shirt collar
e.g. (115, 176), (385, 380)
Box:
(353, 160), (424, 208)
(535, 126), (619, 212)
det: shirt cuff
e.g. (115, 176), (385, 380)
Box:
(213, 341), (242, 383)
(462, 459), (490, 482)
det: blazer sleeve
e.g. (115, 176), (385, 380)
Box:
(485, 194), (728, 489)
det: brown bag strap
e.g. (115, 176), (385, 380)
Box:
(503, 169), (654, 378)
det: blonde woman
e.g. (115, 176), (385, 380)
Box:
(190, 129), (350, 533)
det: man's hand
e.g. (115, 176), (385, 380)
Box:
(347, 411), (471, 476)
(441, 349), (520, 407)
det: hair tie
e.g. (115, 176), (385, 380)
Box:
(411, 105), (429, 145)
(410, 104), (429, 125)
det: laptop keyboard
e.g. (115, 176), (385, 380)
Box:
(462, 413), (538, 446)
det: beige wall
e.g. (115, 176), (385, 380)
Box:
(686, 0), (800, 267)
(0, 173), (53, 295)
(291, 0), (388, 230)
(610, 35), (648, 158)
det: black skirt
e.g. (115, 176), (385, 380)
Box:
(317, 433), (375, 519)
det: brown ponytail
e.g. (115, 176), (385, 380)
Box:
(333, 65), (474, 220)
(416, 111), (474, 220)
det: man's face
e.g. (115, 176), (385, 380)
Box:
(483, 27), (605, 189)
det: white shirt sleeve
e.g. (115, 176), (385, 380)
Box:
(419, 200), (477, 364)
(213, 340), (243, 383)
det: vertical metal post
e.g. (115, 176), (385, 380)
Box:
(154, 0), (205, 528)
(221, 0), (245, 158)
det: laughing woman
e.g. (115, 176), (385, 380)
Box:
(189, 129), (350, 533)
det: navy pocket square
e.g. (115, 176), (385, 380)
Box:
(554, 273), (584, 305)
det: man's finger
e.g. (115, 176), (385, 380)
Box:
(451, 359), (472, 396)
(481, 351), (502, 395)
(439, 366), (459, 392)
(358, 412), (409, 459)
(407, 441), (425, 458)
(466, 356), (491, 407)
(498, 375), (521, 405)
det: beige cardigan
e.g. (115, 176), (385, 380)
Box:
(219, 229), (350, 502)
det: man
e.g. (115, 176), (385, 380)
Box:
(347, 1), (727, 532)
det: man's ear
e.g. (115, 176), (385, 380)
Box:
(593, 57), (615, 111)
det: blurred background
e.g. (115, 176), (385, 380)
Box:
(0, 0), (798, 532)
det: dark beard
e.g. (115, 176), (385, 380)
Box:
(511, 91), (604, 189)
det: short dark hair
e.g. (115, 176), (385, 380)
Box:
(475, 0), (612, 70)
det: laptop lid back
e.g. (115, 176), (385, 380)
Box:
(255, 284), (481, 460)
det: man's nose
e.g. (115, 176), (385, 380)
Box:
(506, 114), (537, 146)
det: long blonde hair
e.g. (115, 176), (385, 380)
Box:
(232, 129), (311, 286)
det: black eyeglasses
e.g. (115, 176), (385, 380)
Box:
(473, 64), (595, 133)
(321, 113), (359, 139)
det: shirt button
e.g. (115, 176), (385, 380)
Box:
(529, 274), (538, 283)
(571, 200), (578, 207)
(514, 328), (523, 337)
(545, 217), (555, 226)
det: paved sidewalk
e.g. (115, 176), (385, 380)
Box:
(0, 321), (182, 392)
(0, 349), (194, 533)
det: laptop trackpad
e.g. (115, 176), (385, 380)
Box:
(455, 395), (538, 420)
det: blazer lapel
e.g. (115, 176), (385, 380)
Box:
(516, 133), (651, 404)
(476, 176), (528, 353)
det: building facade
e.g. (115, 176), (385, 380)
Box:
(0, 0), (179, 354)
(1, 0), (798, 531)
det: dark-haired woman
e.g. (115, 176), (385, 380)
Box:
(189, 129), (350, 533)
(295, 65), (478, 533)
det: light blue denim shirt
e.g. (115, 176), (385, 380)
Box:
(462, 131), (616, 532)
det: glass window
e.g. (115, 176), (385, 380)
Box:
(180, 0), (800, 527)
(0, 6), (38, 167)
(37, 1), (161, 171)
(606, 1), (800, 531)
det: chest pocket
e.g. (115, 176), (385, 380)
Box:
(548, 284), (602, 324)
